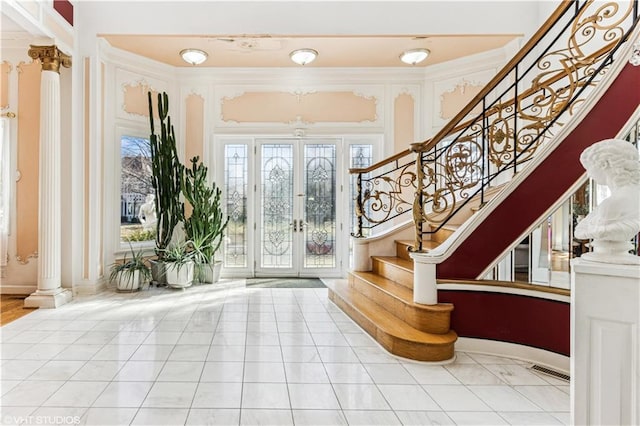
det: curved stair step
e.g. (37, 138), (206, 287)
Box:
(350, 271), (453, 334)
(327, 279), (457, 362)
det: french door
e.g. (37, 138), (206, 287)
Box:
(256, 139), (339, 276)
(221, 136), (377, 278)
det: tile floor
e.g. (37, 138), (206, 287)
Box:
(0, 279), (570, 425)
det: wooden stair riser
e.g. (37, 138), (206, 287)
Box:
(433, 227), (455, 244)
(396, 241), (413, 261)
(372, 258), (413, 289)
(349, 273), (452, 334)
(328, 290), (455, 362)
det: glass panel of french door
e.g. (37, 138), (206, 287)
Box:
(303, 144), (337, 269)
(260, 143), (294, 269)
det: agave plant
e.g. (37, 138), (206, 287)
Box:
(109, 244), (151, 292)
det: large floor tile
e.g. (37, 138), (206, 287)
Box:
(157, 361), (205, 382)
(201, 361), (244, 382)
(287, 383), (340, 409)
(191, 382), (242, 408)
(240, 409), (293, 425)
(131, 407), (189, 425)
(241, 383), (290, 409)
(186, 408), (240, 425)
(499, 411), (564, 425)
(142, 382), (198, 408)
(114, 361), (165, 381)
(92, 381), (153, 407)
(363, 363), (417, 384)
(447, 411), (509, 425)
(394, 411), (455, 425)
(445, 364), (505, 385)
(378, 384), (440, 411)
(1, 381), (64, 406)
(484, 364), (551, 385)
(332, 384), (390, 410)
(284, 362), (329, 383)
(292, 409), (348, 425)
(342, 410), (402, 425)
(42, 381), (108, 407)
(80, 407), (138, 425)
(468, 385), (544, 412)
(515, 385), (570, 412)
(422, 385), (492, 412)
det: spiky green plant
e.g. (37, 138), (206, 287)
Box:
(148, 91), (184, 259)
(182, 156), (229, 266)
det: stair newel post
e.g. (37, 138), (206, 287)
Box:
(412, 149), (425, 253)
(354, 172), (364, 238)
(352, 171), (371, 271)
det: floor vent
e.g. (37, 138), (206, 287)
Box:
(530, 364), (570, 382)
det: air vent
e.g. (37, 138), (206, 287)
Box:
(530, 364), (570, 382)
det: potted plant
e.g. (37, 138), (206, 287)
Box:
(182, 156), (229, 283)
(109, 245), (151, 292)
(147, 91), (185, 284)
(162, 242), (195, 289)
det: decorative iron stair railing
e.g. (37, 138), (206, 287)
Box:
(351, 0), (639, 253)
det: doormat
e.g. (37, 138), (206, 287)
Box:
(246, 278), (326, 288)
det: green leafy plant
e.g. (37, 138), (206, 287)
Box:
(182, 156), (229, 266)
(109, 244), (151, 291)
(162, 242), (195, 268)
(148, 91), (184, 259)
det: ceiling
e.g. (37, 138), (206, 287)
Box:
(100, 34), (521, 68)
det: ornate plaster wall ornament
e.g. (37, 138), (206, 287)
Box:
(575, 139), (640, 264)
(629, 41), (640, 66)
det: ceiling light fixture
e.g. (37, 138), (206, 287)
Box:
(180, 49), (208, 65)
(290, 49), (318, 66)
(400, 48), (430, 65)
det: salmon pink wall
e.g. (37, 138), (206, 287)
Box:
(16, 61), (40, 263)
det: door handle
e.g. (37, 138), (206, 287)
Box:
(291, 219), (298, 232)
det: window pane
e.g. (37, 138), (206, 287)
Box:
(120, 135), (155, 243)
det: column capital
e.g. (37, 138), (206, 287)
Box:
(28, 45), (72, 73)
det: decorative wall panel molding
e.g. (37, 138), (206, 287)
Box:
(216, 86), (383, 127)
(1, 62), (12, 109)
(431, 68), (495, 131)
(116, 68), (168, 122)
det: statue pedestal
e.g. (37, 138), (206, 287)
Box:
(571, 258), (640, 425)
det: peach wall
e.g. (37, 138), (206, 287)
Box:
(0, 62), (11, 109)
(16, 61), (40, 262)
(222, 91), (377, 123)
(185, 94), (204, 163)
(123, 82), (159, 118)
(394, 93), (414, 152)
(184, 93), (204, 218)
(440, 82), (483, 120)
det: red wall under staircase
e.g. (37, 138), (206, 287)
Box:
(437, 63), (639, 357)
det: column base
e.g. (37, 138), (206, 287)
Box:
(24, 288), (72, 309)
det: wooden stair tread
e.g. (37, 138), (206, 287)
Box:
(372, 256), (414, 272)
(351, 271), (453, 313)
(327, 280), (457, 346)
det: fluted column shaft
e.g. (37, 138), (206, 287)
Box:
(37, 70), (61, 291)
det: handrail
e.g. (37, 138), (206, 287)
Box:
(351, 0), (639, 246)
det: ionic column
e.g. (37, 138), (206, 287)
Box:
(24, 45), (72, 309)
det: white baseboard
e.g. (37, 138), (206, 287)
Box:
(0, 284), (37, 295)
(456, 337), (570, 375)
(73, 279), (107, 296)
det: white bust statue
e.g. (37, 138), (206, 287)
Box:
(138, 194), (157, 231)
(575, 139), (640, 264)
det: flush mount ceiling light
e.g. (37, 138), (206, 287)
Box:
(289, 48), (318, 66)
(180, 49), (208, 65)
(400, 48), (430, 65)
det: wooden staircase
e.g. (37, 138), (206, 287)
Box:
(326, 236), (457, 362)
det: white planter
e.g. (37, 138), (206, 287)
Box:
(116, 270), (141, 292)
(198, 261), (222, 284)
(165, 262), (194, 288)
(149, 259), (167, 286)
